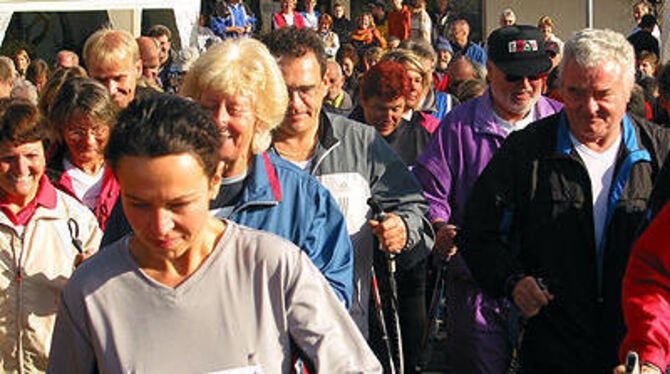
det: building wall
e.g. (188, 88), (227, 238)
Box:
(483, 0), (636, 41)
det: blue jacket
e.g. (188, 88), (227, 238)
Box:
(101, 152), (353, 308)
(212, 152), (354, 308)
(210, 3), (255, 39)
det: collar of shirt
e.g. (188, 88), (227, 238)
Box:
(324, 92), (345, 108)
(0, 175), (58, 226)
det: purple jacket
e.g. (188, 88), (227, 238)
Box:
(414, 89), (563, 225)
(413, 89), (562, 373)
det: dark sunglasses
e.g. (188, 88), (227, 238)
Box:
(505, 72), (548, 82)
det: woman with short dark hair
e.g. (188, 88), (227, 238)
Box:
(47, 77), (120, 230)
(47, 93), (381, 373)
(0, 98), (101, 373)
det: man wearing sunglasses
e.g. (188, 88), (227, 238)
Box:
(460, 28), (670, 372)
(413, 25), (561, 374)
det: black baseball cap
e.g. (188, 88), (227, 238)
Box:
(487, 25), (552, 77)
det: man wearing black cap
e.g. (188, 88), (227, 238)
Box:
(458, 28), (670, 372)
(413, 25), (562, 374)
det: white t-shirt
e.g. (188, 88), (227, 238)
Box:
(492, 106), (537, 136)
(63, 158), (105, 211)
(569, 133), (622, 249)
(289, 157), (313, 171)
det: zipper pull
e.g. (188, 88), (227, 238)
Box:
(16, 268), (21, 282)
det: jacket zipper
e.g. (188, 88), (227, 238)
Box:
(13, 228), (26, 374)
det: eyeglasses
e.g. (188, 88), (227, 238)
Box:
(65, 126), (109, 140)
(505, 72), (548, 82)
(287, 85), (320, 101)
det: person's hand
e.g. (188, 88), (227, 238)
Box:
(613, 364), (662, 374)
(433, 223), (458, 262)
(512, 276), (554, 318)
(369, 213), (407, 253)
(73, 250), (93, 268)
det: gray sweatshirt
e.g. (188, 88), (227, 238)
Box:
(47, 220), (381, 374)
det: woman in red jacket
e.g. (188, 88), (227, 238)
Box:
(272, 0), (305, 29)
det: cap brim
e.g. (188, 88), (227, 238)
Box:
(493, 56), (553, 77)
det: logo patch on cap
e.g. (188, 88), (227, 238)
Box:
(507, 40), (539, 53)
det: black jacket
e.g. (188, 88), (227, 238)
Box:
(460, 111), (670, 372)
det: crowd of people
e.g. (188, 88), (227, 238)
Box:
(1, 0), (670, 373)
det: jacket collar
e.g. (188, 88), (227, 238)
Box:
(473, 88), (561, 137)
(422, 88), (438, 113)
(0, 176), (63, 228)
(472, 89), (507, 137)
(555, 110), (643, 156)
(237, 152), (283, 206)
(317, 111), (339, 150)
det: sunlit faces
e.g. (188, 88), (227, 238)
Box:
(199, 90), (257, 177)
(488, 61), (543, 121)
(63, 114), (110, 171)
(119, 153), (220, 260)
(325, 64), (345, 100)
(88, 52), (141, 109)
(500, 14), (515, 27)
(279, 52), (328, 136)
(437, 50), (452, 70)
(155, 35), (171, 66)
(633, 3), (648, 23)
(361, 95), (406, 137)
(539, 24), (553, 41)
(14, 54), (29, 73)
(318, 19), (331, 33)
(638, 60), (656, 77)
(561, 59), (628, 146)
(449, 22), (469, 48)
(333, 4), (345, 18)
(358, 14), (371, 30)
(405, 68), (424, 109)
(281, 0), (295, 13)
(0, 140), (45, 206)
(340, 57), (355, 77)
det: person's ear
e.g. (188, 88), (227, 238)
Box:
(208, 161), (225, 200)
(134, 60), (142, 79)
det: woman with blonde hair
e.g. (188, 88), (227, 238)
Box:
(104, 38), (355, 307)
(538, 15), (563, 51)
(12, 49), (30, 79)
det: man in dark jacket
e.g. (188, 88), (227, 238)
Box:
(460, 28), (670, 373)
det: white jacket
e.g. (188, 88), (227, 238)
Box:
(0, 188), (101, 374)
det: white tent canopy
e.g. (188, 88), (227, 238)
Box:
(0, 0), (200, 51)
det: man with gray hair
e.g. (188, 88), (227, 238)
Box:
(414, 25), (561, 374)
(0, 56), (15, 98)
(459, 28), (670, 372)
(499, 8), (516, 27)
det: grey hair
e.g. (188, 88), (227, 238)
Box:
(10, 80), (38, 105)
(559, 28), (635, 98)
(472, 60), (487, 81)
(501, 8), (516, 22)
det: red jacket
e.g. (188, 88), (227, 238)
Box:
(47, 156), (120, 232)
(273, 11), (305, 29)
(387, 6), (411, 41)
(620, 201), (670, 371)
